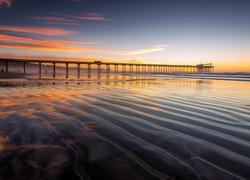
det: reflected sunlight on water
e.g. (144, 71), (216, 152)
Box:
(0, 76), (250, 179)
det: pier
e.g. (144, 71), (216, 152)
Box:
(0, 58), (214, 78)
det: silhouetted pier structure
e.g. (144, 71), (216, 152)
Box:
(0, 58), (214, 78)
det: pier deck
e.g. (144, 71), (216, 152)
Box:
(0, 58), (214, 78)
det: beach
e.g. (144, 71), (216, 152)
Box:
(0, 72), (32, 79)
(0, 73), (250, 179)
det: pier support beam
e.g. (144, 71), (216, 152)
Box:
(122, 65), (126, 73)
(88, 64), (91, 74)
(39, 62), (41, 78)
(106, 64), (110, 73)
(129, 65), (133, 73)
(53, 63), (56, 78)
(23, 62), (26, 74)
(5, 61), (8, 72)
(77, 63), (80, 78)
(136, 65), (140, 73)
(98, 64), (101, 74)
(66, 63), (68, 78)
(114, 65), (118, 73)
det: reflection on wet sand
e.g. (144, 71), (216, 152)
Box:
(0, 77), (250, 179)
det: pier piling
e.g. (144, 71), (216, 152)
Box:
(53, 63), (56, 78)
(88, 64), (91, 74)
(77, 63), (80, 78)
(66, 63), (68, 78)
(39, 62), (41, 78)
(0, 58), (214, 78)
(106, 64), (110, 73)
(5, 61), (8, 72)
(23, 62), (26, 74)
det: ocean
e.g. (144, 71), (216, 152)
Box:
(0, 72), (250, 180)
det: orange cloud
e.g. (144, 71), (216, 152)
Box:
(0, 32), (168, 55)
(0, 25), (77, 36)
(0, 33), (99, 45)
(0, 32), (101, 52)
(49, 12), (111, 21)
(0, 41), (88, 51)
(0, 53), (108, 61)
(0, 40), (167, 55)
(0, 0), (12, 8)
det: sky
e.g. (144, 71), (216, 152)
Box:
(0, 0), (249, 71)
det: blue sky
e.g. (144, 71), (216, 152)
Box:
(0, 0), (249, 71)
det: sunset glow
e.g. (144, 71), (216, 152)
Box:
(0, 0), (249, 71)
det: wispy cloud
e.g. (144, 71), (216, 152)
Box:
(0, 33), (95, 52)
(0, 34), (168, 55)
(127, 57), (146, 64)
(0, 33), (99, 45)
(0, 32), (168, 55)
(0, 25), (78, 36)
(0, 41), (88, 51)
(28, 16), (78, 23)
(49, 12), (111, 21)
(0, 0), (13, 8)
(95, 45), (169, 56)
(27, 16), (80, 25)
(131, 45), (167, 55)
(35, 21), (80, 25)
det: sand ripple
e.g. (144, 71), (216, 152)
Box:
(0, 79), (250, 179)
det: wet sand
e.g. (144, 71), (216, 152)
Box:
(0, 72), (32, 79)
(0, 77), (250, 179)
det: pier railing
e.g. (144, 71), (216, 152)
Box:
(0, 58), (214, 78)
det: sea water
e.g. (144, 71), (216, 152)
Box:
(0, 73), (250, 179)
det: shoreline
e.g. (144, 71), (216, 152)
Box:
(0, 72), (250, 83)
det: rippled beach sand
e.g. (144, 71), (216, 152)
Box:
(0, 74), (250, 180)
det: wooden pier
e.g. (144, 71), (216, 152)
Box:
(0, 58), (214, 78)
